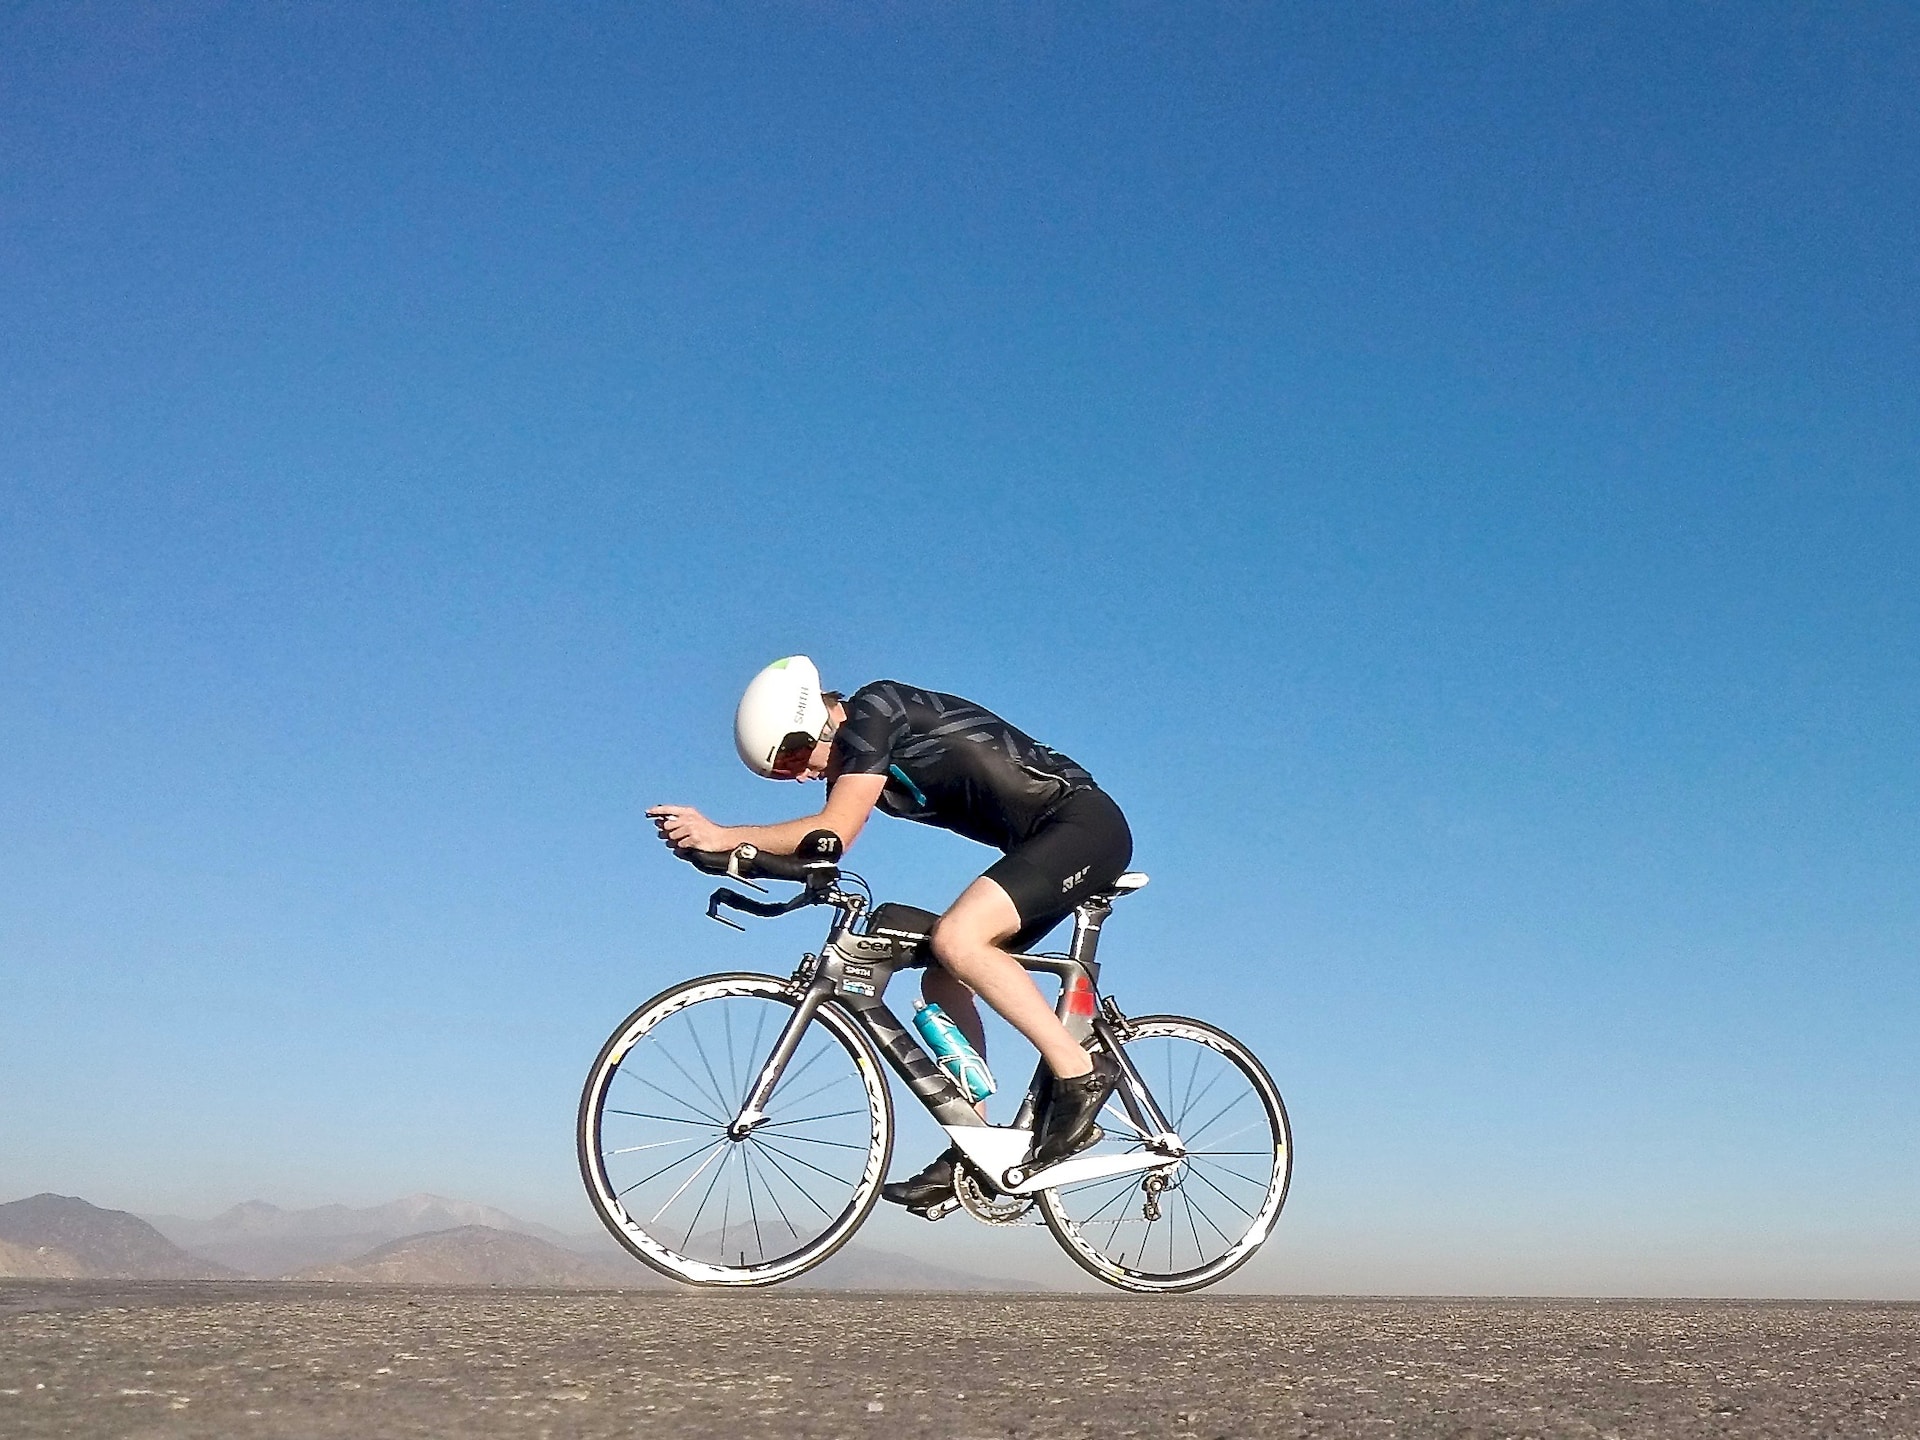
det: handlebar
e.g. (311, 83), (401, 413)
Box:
(672, 829), (845, 928)
(677, 845), (828, 885)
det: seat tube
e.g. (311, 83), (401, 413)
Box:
(1068, 897), (1111, 971)
(1058, 898), (1111, 1046)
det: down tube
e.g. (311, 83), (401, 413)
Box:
(835, 993), (985, 1128)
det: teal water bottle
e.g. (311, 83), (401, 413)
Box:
(911, 1002), (996, 1102)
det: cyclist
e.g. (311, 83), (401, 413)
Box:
(648, 655), (1133, 1216)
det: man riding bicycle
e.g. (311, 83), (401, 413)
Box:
(649, 655), (1133, 1216)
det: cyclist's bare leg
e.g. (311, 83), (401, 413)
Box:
(929, 878), (1094, 1081)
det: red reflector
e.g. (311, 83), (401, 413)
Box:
(1066, 976), (1097, 1017)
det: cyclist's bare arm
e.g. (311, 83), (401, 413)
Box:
(648, 773), (886, 856)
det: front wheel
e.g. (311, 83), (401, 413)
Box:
(578, 973), (893, 1287)
(1039, 1015), (1291, 1293)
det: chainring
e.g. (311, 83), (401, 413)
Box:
(954, 1167), (1036, 1225)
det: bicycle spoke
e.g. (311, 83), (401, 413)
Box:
(1183, 1152), (1271, 1192)
(1172, 1062), (1230, 1135)
(767, 1038), (837, 1106)
(723, 1000), (739, 1104)
(687, 1024), (736, 1121)
(679, 1143), (733, 1244)
(617, 1134), (727, 1196)
(746, 1137), (838, 1220)
(612, 1068), (729, 1127)
(640, 1040), (732, 1122)
(609, 1134), (718, 1155)
(605, 1104), (723, 1128)
(743, 1145), (801, 1239)
(744, 1003), (771, 1097)
(771, 1066), (862, 1114)
(1182, 1087), (1252, 1148)
(1077, 1181), (1142, 1225)
(1177, 1040), (1204, 1125)
(1098, 1097), (1153, 1140)
(645, 1140), (728, 1220)
(762, 1131), (869, 1152)
(739, 1144), (767, 1262)
(1181, 1184), (1207, 1258)
(753, 1136), (860, 1188)
(1184, 1182), (1238, 1245)
(760, 1107), (868, 1129)
(1181, 1160), (1258, 1220)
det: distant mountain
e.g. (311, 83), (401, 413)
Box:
(290, 1225), (660, 1288)
(0, 1194), (237, 1280)
(143, 1193), (585, 1278)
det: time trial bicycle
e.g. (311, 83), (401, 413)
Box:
(577, 832), (1291, 1293)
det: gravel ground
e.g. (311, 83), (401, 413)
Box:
(2, 1281), (1916, 1438)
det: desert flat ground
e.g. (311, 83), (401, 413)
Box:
(3, 1282), (1916, 1439)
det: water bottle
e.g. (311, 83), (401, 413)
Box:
(911, 1002), (996, 1102)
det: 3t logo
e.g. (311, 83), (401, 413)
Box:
(1062, 866), (1090, 893)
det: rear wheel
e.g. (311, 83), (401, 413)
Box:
(1038, 1015), (1290, 1293)
(578, 973), (893, 1287)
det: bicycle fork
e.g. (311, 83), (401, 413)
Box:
(724, 984), (831, 1138)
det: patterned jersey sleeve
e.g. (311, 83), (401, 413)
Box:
(829, 682), (909, 780)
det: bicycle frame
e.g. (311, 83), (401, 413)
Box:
(722, 883), (1185, 1197)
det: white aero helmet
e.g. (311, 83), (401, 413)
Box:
(735, 655), (831, 779)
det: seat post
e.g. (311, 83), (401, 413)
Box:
(1068, 896), (1113, 973)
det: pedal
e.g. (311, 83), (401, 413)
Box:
(912, 1197), (960, 1222)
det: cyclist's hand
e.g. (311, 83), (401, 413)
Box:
(647, 805), (732, 855)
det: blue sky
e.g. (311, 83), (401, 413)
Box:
(2, 3), (1915, 1295)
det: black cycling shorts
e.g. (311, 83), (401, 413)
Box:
(982, 787), (1134, 952)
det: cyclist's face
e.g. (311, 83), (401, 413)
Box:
(794, 738), (831, 782)
(783, 702), (842, 783)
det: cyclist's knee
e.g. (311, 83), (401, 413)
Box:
(932, 880), (1020, 968)
(929, 912), (990, 970)
(927, 916), (967, 969)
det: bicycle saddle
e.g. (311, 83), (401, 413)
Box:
(1091, 871), (1149, 902)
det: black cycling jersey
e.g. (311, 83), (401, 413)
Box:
(827, 682), (1098, 852)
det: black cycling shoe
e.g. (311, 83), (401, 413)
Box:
(880, 1147), (961, 1213)
(1028, 1052), (1122, 1168)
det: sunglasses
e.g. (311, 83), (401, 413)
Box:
(768, 729), (818, 779)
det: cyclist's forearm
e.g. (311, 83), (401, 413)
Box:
(702, 775), (883, 855)
(719, 815), (837, 855)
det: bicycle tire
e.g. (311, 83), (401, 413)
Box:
(578, 972), (893, 1287)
